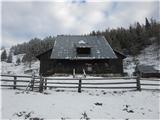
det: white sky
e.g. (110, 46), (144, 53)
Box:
(1, 0), (159, 47)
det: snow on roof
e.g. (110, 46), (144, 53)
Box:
(78, 40), (86, 44)
(96, 50), (100, 54)
(50, 35), (117, 60)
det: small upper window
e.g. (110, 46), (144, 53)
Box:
(76, 47), (91, 55)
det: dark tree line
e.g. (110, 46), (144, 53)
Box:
(1, 49), (7, 61)
(90, 18), (159, 55)
(1, 49), (13, 63)
(10, 36), (55, 63)
(9, 18), (159, 63)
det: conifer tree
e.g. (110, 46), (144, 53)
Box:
(7, 51), (13, 63)
(145, 17), (151, 30)
(1, 49), (7, 61)
(16, 58), (21, 65)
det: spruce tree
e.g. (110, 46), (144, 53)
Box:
(1, 49), (7, 61)
(7, 51), (13, 63)
(16, 58), (21, 65)
(145, 17), (151, 30)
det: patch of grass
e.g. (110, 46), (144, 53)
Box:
(94, 102), (103, 106)
(13, 111), (34, 119)
(122, 105), (134, 113)
(80, 112), (90, 120)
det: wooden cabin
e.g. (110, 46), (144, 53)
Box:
(36, 35), (126, 76)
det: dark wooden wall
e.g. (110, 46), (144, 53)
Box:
(38, 49), (124, 76)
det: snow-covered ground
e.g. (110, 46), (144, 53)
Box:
(1, 60), (40, 76)
(0, 53), (40, 76)
(0, 43), (160, 119)
(124, 43), (160, 76)
(1, 89), (160, 120)
(0, 75), (160, 119)
(137, 43), (160, 70)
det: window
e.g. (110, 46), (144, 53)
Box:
(76, 47), (91, 55)
(105, 63), (109, 67)
(86, 63), (92, 72)
(87, 66), (92, 71)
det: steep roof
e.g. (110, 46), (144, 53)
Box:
(113, 50), (126, 59)
(50, 35), (117, 60)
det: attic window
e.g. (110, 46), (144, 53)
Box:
(76, 47), (91, 55)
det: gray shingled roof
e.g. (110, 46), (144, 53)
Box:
(50, 35), (117, 59)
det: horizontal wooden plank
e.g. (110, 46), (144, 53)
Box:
(82, 82), (137, 85)
(43, 86), (136, 89)
(45, 86), (78, 88)
(81, 86), (137, 89)
(46, 82), (136, 85)
(141, 88), (160, 91)
(140, 79), (160, 81)
(1, 79), (30, 82)
(45, 78), (79, 80)
(47, 82), (78, 85)
(1, 85), (28, 87)
(82, 77), (136, 80)
(141, 77), (160, 79)
(0, 85), (137, 89)
(141, 84), (160, 86)
(88, 77), (137, 79)
(0, 84), (40, 88)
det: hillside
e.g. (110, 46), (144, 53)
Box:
(1, 42), (159, 77)
(1, 43), (159, 120)
(136, 43), (160, 70)
(124, 42), (160, 76)
(0, 50), (39, 76)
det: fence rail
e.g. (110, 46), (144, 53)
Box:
(0, 74), (160, 93)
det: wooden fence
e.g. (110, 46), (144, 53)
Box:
(0, 74), (160, 93)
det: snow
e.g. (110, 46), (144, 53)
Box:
(124, 43), (160, 76)
(1, 89), (159, 119)
(96, 50), (100, 54)
(0, 43), (160, 119)
(78, 40), (86, 44)
(1, 73), (160, 119)
(1, 60), (40, 76)
(123, 57), (136, 77)
(137, 44), (160, 71)
(0, 52), (40, 76)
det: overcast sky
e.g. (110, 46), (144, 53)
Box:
(1, 0), (159, 47)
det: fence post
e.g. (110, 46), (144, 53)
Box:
(73, 69), (75, 78)
(136, 73), (141, 91)
(13, 76), (17, 89)
(44, 78), (47, 90)
(39, 75), (44, 93)
(78, 78), (82, 93)
(31, 72), (35, 91)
